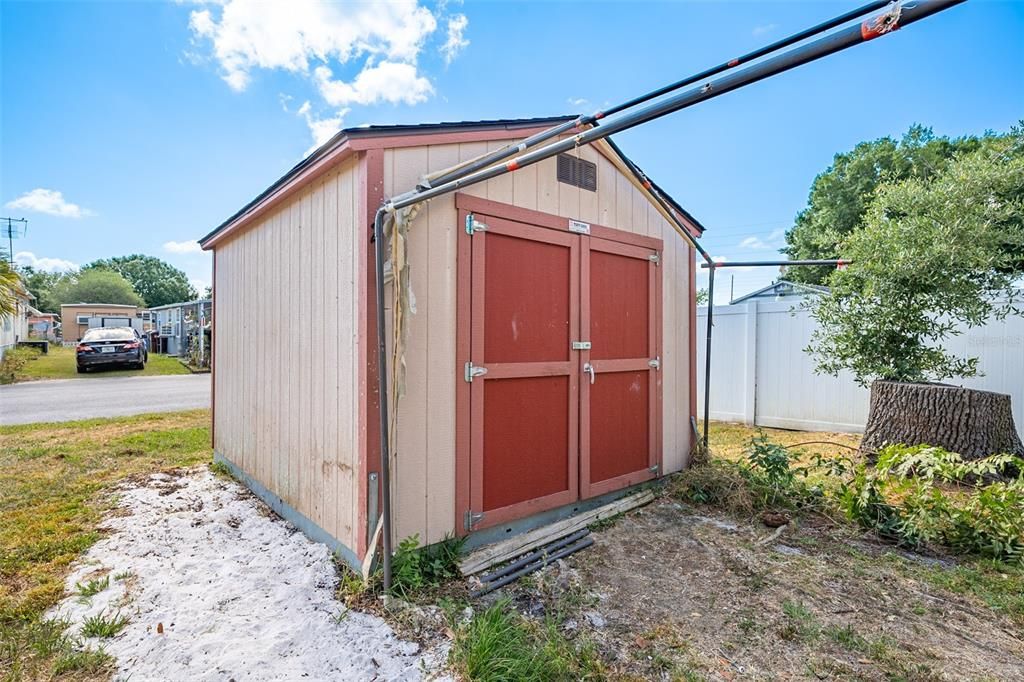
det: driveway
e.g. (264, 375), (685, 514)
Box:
(0, 374), (210, 425)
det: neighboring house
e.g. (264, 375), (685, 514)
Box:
(200, 116), (706, 571)
(0, 291), (33, 359)
(27, 311), (59, 341)
(730, 280), (829, 305)
(59, 303), (142, 344)
(147, 299), (212, 359)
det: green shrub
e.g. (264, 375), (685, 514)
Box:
(674, 431), (826, 515)
(0, 347), (39, 384)
(389, 533), (466, 597)
(839, 444), (1024, 563)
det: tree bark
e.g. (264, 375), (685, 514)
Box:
(861, 380), (1024, 459)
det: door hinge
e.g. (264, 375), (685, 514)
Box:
(464, 509), (485, 531)
(465, 213), (488, 235)
(648, 356), (661, 370)
(649, 464), (660, 474)
(571, 341), (592, 350)
(649, 252), (661, 265)
(464, 361), (488, 383)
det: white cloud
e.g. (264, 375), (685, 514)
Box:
(739, 236), (770, 250)
(441, 14), (469, 65)
(752, 23), (778, 37)
(188, 0), (439, 92)
(297, 101), (348, 156)
(5, 188), (93, 218)
(313, 61), (433, 107)
(186, 0), (468, 151)
(14, 251), (78, 273)
(163, 240), (204, 255)
(190, 278), (210, 294)
(567, 97), (589, 108)
(739, 227), (788, 250)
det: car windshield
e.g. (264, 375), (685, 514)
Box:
(82, 328), (135, 342)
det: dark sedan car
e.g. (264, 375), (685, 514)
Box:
(76, 327), (148, 373)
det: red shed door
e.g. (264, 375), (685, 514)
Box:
(469, 215), (580, 529)
(579, 236), (661, 498)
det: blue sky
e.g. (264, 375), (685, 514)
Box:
(2, 1), (1021, 302)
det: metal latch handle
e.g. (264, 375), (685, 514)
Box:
(583, 362), (595, 385)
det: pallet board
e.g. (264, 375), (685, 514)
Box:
(459, 489), (655, 576)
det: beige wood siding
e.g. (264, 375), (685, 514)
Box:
(213, 156), (363, 552)
(384, 141), (693, 545)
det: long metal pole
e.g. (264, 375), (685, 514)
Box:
(395, 0), (895, 203)
(700, 259), (848, 268)
(372, 209), (394, 592)
(703, 265), (715, 450)
(387, 0), (964, 213)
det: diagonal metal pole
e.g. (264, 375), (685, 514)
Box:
(387, 0), (964, 213)
(395, 0), (897, 204)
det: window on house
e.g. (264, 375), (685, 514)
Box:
(76, 314), (91, 324)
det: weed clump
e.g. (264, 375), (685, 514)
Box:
(449, 598), (604, 682)
(80, 611), (129, 639)
(390, 533), (466, 598)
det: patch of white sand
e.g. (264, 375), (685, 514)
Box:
(49, 469), (444, 681)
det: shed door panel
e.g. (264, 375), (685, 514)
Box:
(580, 236), (661, 498)
(470, 216), (579, 528)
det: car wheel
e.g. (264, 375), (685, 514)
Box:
(77, 366), (87, 374)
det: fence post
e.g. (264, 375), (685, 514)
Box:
(744, 300), (758, 426)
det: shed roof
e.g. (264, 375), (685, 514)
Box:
(200, 116), (705, 248)
(60, 303), (139, 309)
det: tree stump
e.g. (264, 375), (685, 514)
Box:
(861, 380), (1024, 459)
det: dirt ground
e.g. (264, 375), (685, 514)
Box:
(497, 496), (1024, 681)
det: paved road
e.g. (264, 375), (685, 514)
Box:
(0, 374), (211, 425)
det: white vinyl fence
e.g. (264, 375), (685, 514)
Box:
(696, 300), (1024, 439)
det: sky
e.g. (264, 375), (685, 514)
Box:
(2, 1), (1022, 303)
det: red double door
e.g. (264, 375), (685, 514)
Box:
(463, 207), (662, 531)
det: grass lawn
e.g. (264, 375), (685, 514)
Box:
(0, 410), (211, 681)
(708, 420), (862, 463)
(14, 346), (191, 382)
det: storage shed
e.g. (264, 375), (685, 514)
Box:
(200, 117), (704, 570)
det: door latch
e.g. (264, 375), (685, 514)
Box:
(583, 362), (595, 385)
(648, 357), (661, 370)
(464, 361), (488, 383)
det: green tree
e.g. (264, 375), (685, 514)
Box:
(83, 254), (196, 307)
(784, 125), (984, 284)
(807, 128), (1024, 387)
(53, 269), (145, 308)
(15, 265), (70, 314)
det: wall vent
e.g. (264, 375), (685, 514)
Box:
(557, 154), (597, 192)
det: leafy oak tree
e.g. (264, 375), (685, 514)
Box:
(53, 269), (145, 307)
(807, 127), (1024, 387)
(15, 265), (70, 314)
(784, 125), (985, 285)
(83, 254), (196, 307)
